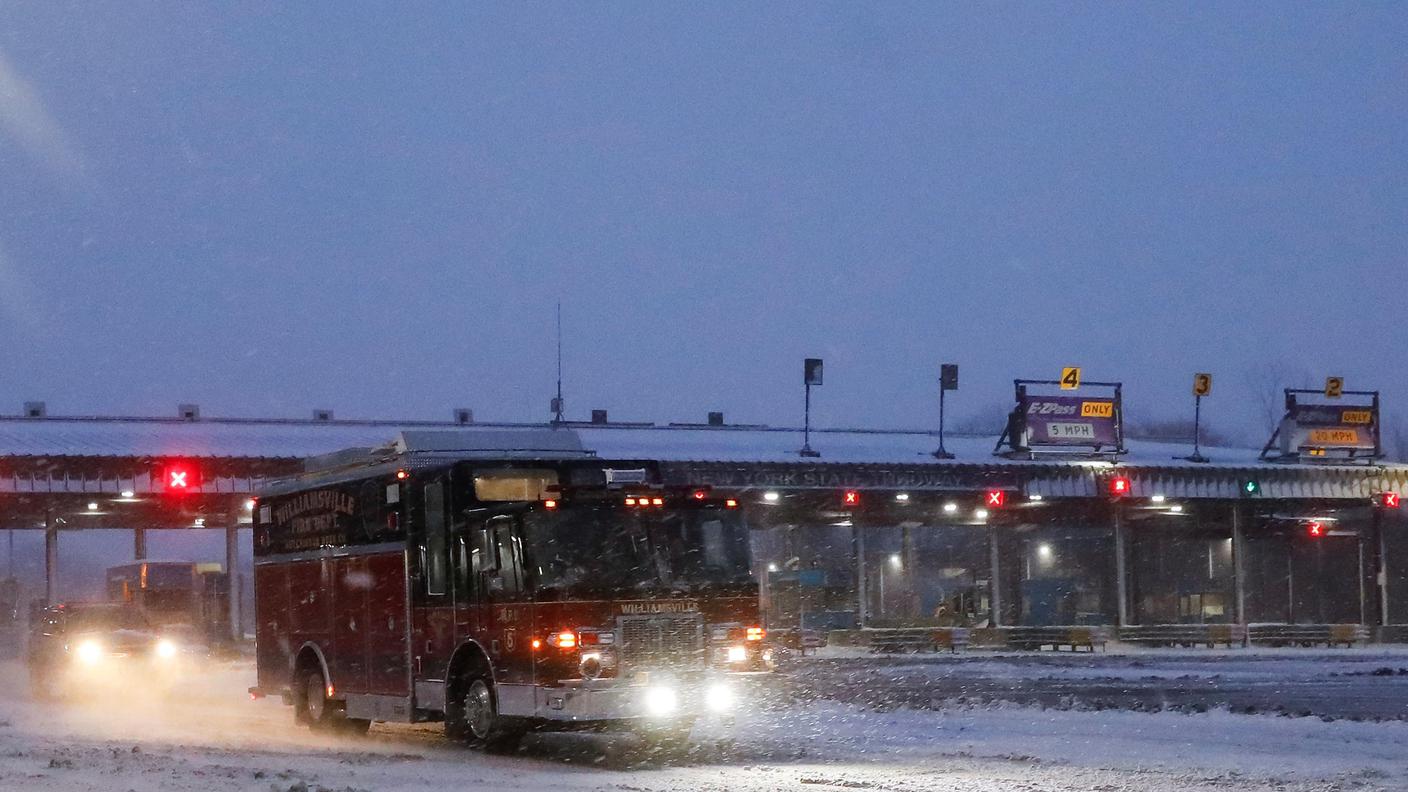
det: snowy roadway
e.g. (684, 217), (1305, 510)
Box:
(796, 646), (1408, 720)
(2, 654), (1407, 791)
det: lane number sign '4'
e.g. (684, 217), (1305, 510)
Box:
(1060, 367), (1081, 390)
(1193, 373), (1213, 397)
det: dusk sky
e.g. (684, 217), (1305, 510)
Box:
(1, 4), (1404, 445)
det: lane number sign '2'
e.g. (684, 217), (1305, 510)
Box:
(1060, 367), (1081, 390)
(1325, 377), (1344, 398)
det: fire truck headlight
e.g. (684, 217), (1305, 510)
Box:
(726, 645), (748, 664)
(155, 639), (179, 660)
(579, 652), (603, 680)
(643, 686), (678, 716)
(75, 639), (104, 665)
(706, 682), (734, 713)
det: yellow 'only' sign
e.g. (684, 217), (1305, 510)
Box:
(1060, 367), (1081, 390)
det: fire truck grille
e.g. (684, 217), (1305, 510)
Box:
(617, 614), (704, 670)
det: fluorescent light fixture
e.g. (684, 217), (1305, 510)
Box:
(895, 493), (910, 502)
(763, 491), (780, 502)
(974, 508), (990, 520)
(943, 502), (958, 514)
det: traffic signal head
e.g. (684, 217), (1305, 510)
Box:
(1108, 476), (1131, 498)
(1240, 479), (1261, 497)
(1380, 492), (1401, 509)
(984, 489), (1006, 508)
(163, 462), (200, 494)
(842, 490), (861, 507)
(1307, 520), (1324, 538)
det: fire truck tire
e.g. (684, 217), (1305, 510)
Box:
(296, 666), (366, 735)
(448, 674), (523, 752)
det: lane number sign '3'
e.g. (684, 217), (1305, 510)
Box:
(1060, 367), (1081, 390)
(1193, 372), (1213, 397)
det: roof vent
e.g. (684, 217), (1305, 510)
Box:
(23, 401), (46, 418)
(178, 404), (200, 421)
(708, 411), (724, 426)
(591, 409), (608, 424)
(313, 409), (334, 422)
(454, 408), (473, 425)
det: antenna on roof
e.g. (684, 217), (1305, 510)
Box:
(550, 302), (565, 424)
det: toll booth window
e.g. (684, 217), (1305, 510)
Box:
(423, 481), (449, 596)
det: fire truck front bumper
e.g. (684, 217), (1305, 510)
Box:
(498, 671), (774, 724)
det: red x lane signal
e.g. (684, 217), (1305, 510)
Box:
(1307, 521), (1325, 538)
(985, 490), (1006, 508)
(842, 490), (861, 507)
(163, 463), (199, 494)
(1380, 492), (1401, 509)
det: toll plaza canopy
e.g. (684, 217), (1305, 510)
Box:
(0, 413), (1404, 502)
(3, 412), (1408, 634)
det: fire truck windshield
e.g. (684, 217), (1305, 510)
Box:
(524, 506), (753, 597)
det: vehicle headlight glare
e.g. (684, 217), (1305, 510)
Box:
(706, 682), (734, 712)
(579, 651), (603, 679)
(643, 686), (677, 716)
(726, 645), (748, 664)
(156, 639), (179, 659)
(75, 639), (103, 665)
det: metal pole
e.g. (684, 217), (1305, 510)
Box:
(1232, 504), (1247, 633)
(6, 528), (12, 579)
(1358, 535), (1367, 627)
(1114, 504), (1130, 626)
(800, 383), (818, 457)
(855, 523), (867, 627)
(133, 527), (147, 560)
(1192, 395), (1202, 459)
(44, 506), (57, 606)
(226, 526), (240, 641)
(988, 525), (1002, 627)
(1378, 509), (1390, 626)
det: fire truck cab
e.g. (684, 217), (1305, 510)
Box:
(251, 429), (772, 749)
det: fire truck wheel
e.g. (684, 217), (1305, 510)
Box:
(296, 667), (332, 728)
(451, 675), (523, 752)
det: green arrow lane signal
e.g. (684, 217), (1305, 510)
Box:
(1240, 479), (1261, 497)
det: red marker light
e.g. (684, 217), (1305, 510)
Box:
(625, 497), (637, 506)
(163, 463), (199, 494)
(985, 490), (1006, 508)
(842, 490), (861, 507)
(692, 489), (708, 500)
(1381, 493), (1401, 509)
(543, 499), (558, 510)
(395, 469), (409, 480)
(1109, 476), (1131, 498)
(1308, 521), (1324, 537)
(651, 497), (664, 507)
(724, 498), (739, 509)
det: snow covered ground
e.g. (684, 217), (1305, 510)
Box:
(1, 657), (1406, 791)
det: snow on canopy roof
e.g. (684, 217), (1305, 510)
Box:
(0, 413), (1392, 475)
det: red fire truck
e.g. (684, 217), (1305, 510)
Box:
(250, 430), (772, 750)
